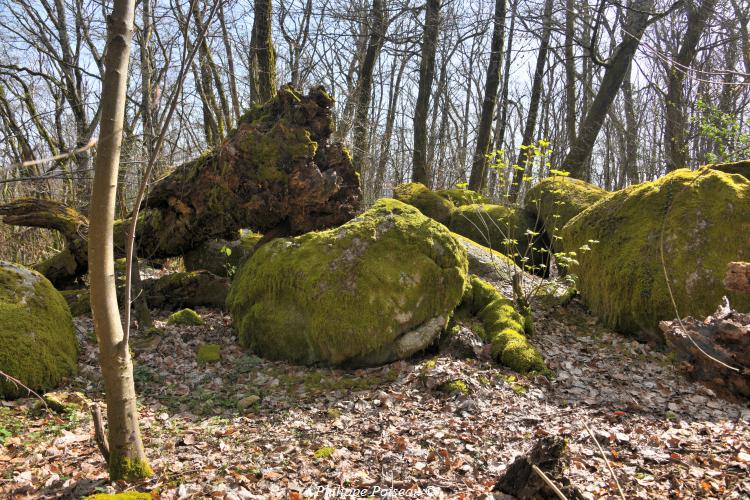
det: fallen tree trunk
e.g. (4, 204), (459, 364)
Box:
(660, 299), (750, 399)
(725, 262), (750, 294)
(0, 86), (361, 286)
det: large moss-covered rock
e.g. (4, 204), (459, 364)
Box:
(448, 204), (549, 275)
(0, 261), (77, 398)
(227, 199), (469, 366)
(393, 183), (487, 225)
(183, 231), (263, 277)
(524, 176), (609, 242)
(393, 183), (456, 225)
(562, 168), (750, 341)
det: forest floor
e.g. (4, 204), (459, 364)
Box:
(1, 275), (750, 499)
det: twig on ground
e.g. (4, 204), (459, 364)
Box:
(531, 464), (569, 500)
(91, 402), (110, 462)
(0, 369), (48, 411)
(584, 420), (626, 500)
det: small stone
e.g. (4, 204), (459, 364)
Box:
(237, 395), (260, 410)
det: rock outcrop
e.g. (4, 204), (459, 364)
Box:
(227, 199), (468, 367)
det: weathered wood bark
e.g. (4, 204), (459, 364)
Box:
(725, 262), (750, 294)
(411, 0), (441, 186)
(664, 0), (716, 172)
(563, 0), (656, 180)
(660, 299), (750, 399)
(88, 0), (152, 481)
(0, 86), (361, 285)
(468, 0), (507, 192)
(508, 0), (553, 201)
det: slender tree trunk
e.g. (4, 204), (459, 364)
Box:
(563, 0), (656, 180)
(88, 0), (152, 481)
(664, 0), (716, 171)
(492, 0), (517, 154)
(622, 63), (639, 185)
(508, 0), (552, 201)
(375, 55), (409, 197)
(411, 0), (441, 186)
(468, 0), (507, 191)
(218, 0), (241, 122)
(564, 0), (577, 147)
(251, 0), (277, 104)
(352, 0), (386, 178)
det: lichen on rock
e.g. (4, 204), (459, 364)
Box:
(0, 261), (77, 399)
(227, 199), (469, 367)
(562, 167), (750, 342)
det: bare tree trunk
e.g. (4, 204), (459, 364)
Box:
(88, 0), (152, 481)
(251, 0), (277, 104)
(468, 0), (507, 191)
(352, 0), (386, 180)
(664, 0), (716, 172)
(508, 0), (552, 201)
(411, 0), (441, 186)
(563, 0), (656, 180)
(564, 0), (577, 147)
(492, 0), (517, 154)
(218, 0), (241, 122)
(621, 63), (639, 185)
(375, 54), (409, 197)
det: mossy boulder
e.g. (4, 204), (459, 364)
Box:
(183, 231), (263, 277)
(562, 168), (750, 342)
(524, 176), (609, 243)
(227, 199), (469, 366)
(393, 182), (456, 225)
(449, 204), (549, 275)
(0, 261), (77, 399)
(393, 183), (487, 225)
(167, 308), (203, 326)
(459, 275), (546, 374)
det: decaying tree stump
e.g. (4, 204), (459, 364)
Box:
(660, 298), (750, 399)
(724, 262), (750, 294)
(0, 86), (361, 286)
(492, 436), (583, 499)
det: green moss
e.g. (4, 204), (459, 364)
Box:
(227, 199), (468, 366)
(167, 308), (203, 326)
(438, 379), (469, 395)
(314, 446), (336, 459)
(196, 343), (221, 364)
(86, 493), (152, 500)
(393, 182), (455, 225)
(524, 176), (609, 245)
(449, 204), (549, 274)
(0, 261), (77, 399)
(107, 454), (154, 482)
(562, 168), (750, 341)
(436, 187), (487, 207)
(183, 231), (263, 277)
(459, 275), (547, 374)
